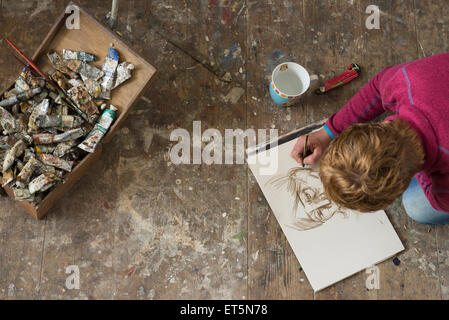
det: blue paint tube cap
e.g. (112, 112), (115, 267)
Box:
(107, 48), (119, 61)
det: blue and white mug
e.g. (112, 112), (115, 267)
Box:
(269, 62), (311, 106)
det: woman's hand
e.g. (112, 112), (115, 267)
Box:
(290, 127), (333, 166)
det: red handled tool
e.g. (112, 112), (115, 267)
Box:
(315, 63), (361, 95)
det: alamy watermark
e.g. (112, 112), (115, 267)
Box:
(366, 5), (380, 30)
(365, 265), (380, 290)
(169, 121), (279, 175)
(65, 265), (80, 290)
(65, 4), (80, 30)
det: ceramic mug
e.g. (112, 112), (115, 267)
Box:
(269, 62), (311, 106)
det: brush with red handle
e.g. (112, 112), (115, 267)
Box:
(3, 38), (88, 121)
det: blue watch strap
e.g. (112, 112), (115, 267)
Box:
(323, 123), (336, 139)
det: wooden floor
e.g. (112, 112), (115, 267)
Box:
(0, 0), (448, 299)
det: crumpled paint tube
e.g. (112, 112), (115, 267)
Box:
(28, 173), (59, 194)
(49, 70), (68, 90)
(12, 130), (33, 146)
(82, 78), (101, 99)
(16, 157), (39, 188)
(78, 105), (117, 153)
(28, 99), (50, 132)
(67, 85), (99, 117)
(23, 148), (35, 163)
(2, 140), (25, 172)
(35, 144), (56, 154)
(67, 59), (104, 81)
(40, 153), (73, 172)
(35, 115), (84, 128)
(0, 136), (15, 150)
(54, 128), (85, 142)
(100, 48), (119, 100)
(53, 140), (76, 158)
(0, 87), (42, 107)
(113, 62), (134, 89)
(47, 52), (70, 73)
(32, 133), (54, 144)
(13, 188), (34, 201)
(0, 106), (17, 134)
(34, 161), (56, 176)
(32, 127), (85, 144)
(65, 147), (85, 161)
(15, 76), (30, 93)
(15, 159), (24, 172)
(33, 89), (49, 104)
(19, 101), (32, 114)
(2, 169), (14, 186)
(68, 78), (83, 88)
(62, 49), (96, 62)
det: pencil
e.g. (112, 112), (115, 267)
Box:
(302, 135), (309, 168)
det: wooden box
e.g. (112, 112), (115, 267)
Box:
(1, 3), (157, 219)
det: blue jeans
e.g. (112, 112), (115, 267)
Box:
(402, 177), (449, 225)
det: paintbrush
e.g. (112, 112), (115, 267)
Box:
(4, 38), (88, 121)
(302, 135), (309, 168)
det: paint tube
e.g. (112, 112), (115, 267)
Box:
(35, 115), (84, 128)
(55, 103), (69, 116)
(68, 78), (83, 88)
(16, 157), (39, 187)
(62, 49), (96, 62)
(23, 148), (35, 163)
(67, 85), (99, 117)
(32, 133), (54, 145)
(35, 144), (56, 154)
(55, 127), (85, 142)
(28, 173), (59, 194)
(82, 78), (101, 98)
(15, 160), (24, 172)
(32, 128), (85, 145)
(113, 62), (134, 89)
(2, 169), (14, 186)
(0, 106), (17, 134)
(28, 99), (50, 132)
(67, 59), (104, 80)
(100, 48), (119, 100)
(40, 153), (73, 172)
(47, 52), (69, 73)
(19, 101), (31, 114)
(0, 137), (9, 149)
(4, 88), (19, 98)
(15, 76), (30, 93)
(2, 140), (25, 172)
(0, 87), (42, 107)
(12, 130), (33, 146)
(78, 105), (117, 153)
(32, 89), (48, 104)
(0, 136), (16, 150)
(53, 141), (76, 158)
(13, 188), (34, 201)
(47, 53), (79, 79)
(49, 70), (68, 90)
(34, 161), (56, 176)
(64, 147), (86, 161)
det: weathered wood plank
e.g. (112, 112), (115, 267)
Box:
(246, 0), (313, 299)
(376, 0), (442, 300)
(413, 0), (449, 300)
(111, 0), (249, 299)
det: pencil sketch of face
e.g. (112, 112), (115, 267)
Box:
(268, 167), (347, 231)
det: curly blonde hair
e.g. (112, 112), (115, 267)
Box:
(319, 119), (424, 212)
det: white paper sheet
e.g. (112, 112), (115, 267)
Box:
(247, 136), (404, 292)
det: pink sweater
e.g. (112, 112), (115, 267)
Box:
(324, 53), (449, 213)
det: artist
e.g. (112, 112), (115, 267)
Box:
(290, 53), (449, 225)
